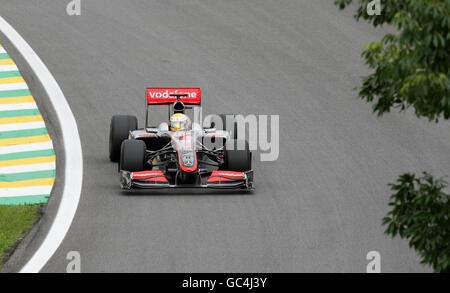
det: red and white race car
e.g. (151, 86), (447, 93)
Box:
(109, 88), (253, 190)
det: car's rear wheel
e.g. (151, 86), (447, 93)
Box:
(224, 140), (252, 171)
(119, 140), (146, 172)
(109, 115), (138, 162)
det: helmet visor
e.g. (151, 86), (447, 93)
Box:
(171, 121), (186, 131)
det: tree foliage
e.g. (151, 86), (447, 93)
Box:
(383, 173), (450, 273)
(335, 0), (450, 121)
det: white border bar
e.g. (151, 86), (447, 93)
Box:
(0, 185), (53, 197)
(0, 141), (53, 154)
(0, 82), (28, 91)
(0, 162), (56, 174)
(0, 102), (37, 111)
(0, 65), (18, 71)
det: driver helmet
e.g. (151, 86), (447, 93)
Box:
(170, 113), (189, 131)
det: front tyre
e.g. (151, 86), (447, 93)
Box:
(224, 140), (252, 171)
(109, 115), (138, 162)
(119, 140), (146, 172)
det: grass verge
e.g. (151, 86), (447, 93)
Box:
(0, 205), (41, 270)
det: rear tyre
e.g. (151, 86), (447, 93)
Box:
(109, 115), (138, 162)
(224, 140), (251, 171)
(119, 140), (146, 172)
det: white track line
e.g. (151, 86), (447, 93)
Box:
(0, 162), (56, 174)
(0, 121), (44, 131)
(0, 185), (53, 197)
(0, 65), (18, 71)
(0, 102), (37, 111)
(0, 141), (53, 154)
(0, 47), (5, 53)
(0, 82), (28, 91)
(0, 16), (83, 273)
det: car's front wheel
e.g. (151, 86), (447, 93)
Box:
(224, 140), (252, 171)
(119, 140), (146, 172)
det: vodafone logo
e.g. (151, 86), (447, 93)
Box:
(148, 90), (197, 99)
(147, 88), (201, 104)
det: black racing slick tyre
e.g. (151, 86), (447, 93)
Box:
(224, 140), (252, 172)
(119, 140), (146, 172)
(109, 115), (138, 162)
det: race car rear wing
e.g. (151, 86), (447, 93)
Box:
(145, 88), (202, 129)
(146, 88), (201, 105)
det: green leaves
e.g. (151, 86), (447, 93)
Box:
(384, 173), (450, 273)
(335, 0), (450, 121)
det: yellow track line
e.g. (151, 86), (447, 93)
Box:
(0, 155), (55, 167)
(0, 96), (35, 104)
(0, 59), (15, 65)
(0, 76), (25, 84)
(0, 115), (43, 124)
(0, 134), (51, 146)
(0, 178), (55, 188)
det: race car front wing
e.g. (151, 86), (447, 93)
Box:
(120, 170), (254, 190)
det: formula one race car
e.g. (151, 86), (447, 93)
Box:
(109, 88), (253, 190)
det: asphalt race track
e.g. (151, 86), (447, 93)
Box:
(2, 0), (449, 272)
